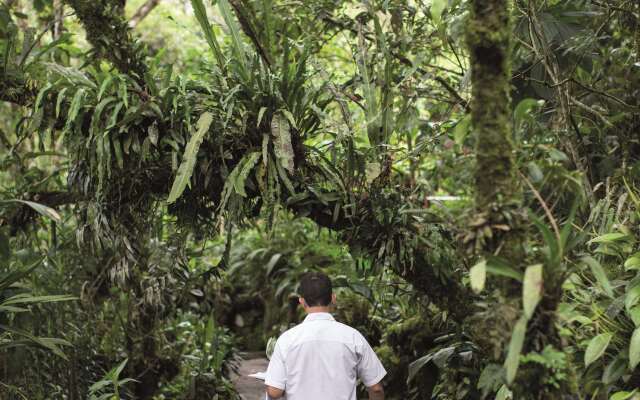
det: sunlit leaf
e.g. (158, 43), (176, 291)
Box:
(5, 200), (61, 222)
(271, 113), (294, 174)
(430, 0), (447, 26)
(582, 256), (614, 298)
(630, 327), (640, 370)
(167, 112), (214, 204)
(469, 259), (487, 294)
(589, 232), (629, 244)
(523, 264), (543, 319)
(365, 162), (381, 184)
(584, 332), (612, 367)
(504, 316), (527, 384)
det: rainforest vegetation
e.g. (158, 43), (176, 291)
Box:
(1, 0), (639, 398)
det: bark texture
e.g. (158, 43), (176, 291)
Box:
(467, 0), (516, 211)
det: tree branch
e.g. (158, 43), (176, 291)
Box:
(128, 0), (161, 29)
(63, 0), (147, 82)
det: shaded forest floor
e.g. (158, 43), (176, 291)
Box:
(232, 353), (269, 400)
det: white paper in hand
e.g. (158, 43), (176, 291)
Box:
(248, 371), (266, 380)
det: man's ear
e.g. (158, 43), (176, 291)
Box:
(299, 297), (306, 308)
(331, 293), (337, 305)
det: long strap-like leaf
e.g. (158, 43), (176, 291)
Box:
(167, 112), (214, 204)
(191, 0), (226, 71)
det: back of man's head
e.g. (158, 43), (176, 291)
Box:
(299, 271), (332, 307)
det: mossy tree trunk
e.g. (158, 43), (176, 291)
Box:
(466, 0), (525, 283)
(466, 2), (579, 398)
(468, 0), (517, 215)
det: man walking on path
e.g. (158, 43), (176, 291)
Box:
(265, 271), (386, 400)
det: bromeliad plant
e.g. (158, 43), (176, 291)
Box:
(88, 359), (136, 400)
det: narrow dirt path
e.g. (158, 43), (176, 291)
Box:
(232, 353), (269, 400)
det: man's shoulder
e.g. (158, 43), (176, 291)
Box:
(278, 318), (367, 344)
(332, 320), (368, 342)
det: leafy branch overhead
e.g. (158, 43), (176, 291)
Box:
(1, 0), (640, 398)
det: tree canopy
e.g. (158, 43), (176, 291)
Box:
(1, 0), (639, 399)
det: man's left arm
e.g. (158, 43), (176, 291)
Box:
(356, 334), (387, 393)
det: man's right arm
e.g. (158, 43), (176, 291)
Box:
(265, 339), (287, 398)
(367, 382), (384, 400)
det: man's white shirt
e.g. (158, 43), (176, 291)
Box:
(265, 312), (386, 400)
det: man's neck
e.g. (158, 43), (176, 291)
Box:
(305, 306), (332, 314)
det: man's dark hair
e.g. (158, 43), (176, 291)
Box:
(299, 271), (332, 307)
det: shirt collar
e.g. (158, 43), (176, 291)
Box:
(303, 312), (335, 322)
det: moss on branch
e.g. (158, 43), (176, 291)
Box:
(64, 0), (147, 80)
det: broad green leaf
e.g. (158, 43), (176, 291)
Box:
(281, 109), (297, 130)
(523, 264), (543, 319)
(603, 352), (627, 384)
(469, 259), (487, 294)
(97, 75), (114, 101)
(407, 354), (433, 383)
(485, 257), (523, 281)
(589, 232), (629, 244)
(527, 162), (543, 183)
(365, 162), (381, 184)
(625, 255), (640, 271)
(626, 277), (640, 312)
(88, 379), (112, 393)
(55, 87), (68, 119)
(265, 253), (282, 276)
(582, 256), (614, 298)
(453, 115), (471, 145)
(629, 306), (640, 327)
(233, 152), (261, 197)
(90, 96), (117, 136)
(504, 316), (527, 384)
(630, 327), (640, 370)
(355, 29), (379, 145)
(271, 113), (294, 174)
(477, 364), (503, 397)
(610, 390), (638, 400)
(219, 152), (261, 210)
(257, 107), (267, 127)
(514, 98), (543, 127)
(585, 332), (612, 367)
(167, 112), (214, 204)
(532, 213), (560, 263)
(65, 88), (85, 130)
(430, 0), (447, 25)
(34, 82), (53, 111)
(495, 385), (512, 400)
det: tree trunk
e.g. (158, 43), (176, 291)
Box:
(467, 1), (578, 397)
(468, 0), (517, 214)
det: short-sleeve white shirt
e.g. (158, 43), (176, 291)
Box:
(265, 312), (386, 400)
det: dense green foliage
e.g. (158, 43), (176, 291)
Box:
(1, 0), (639, 399)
